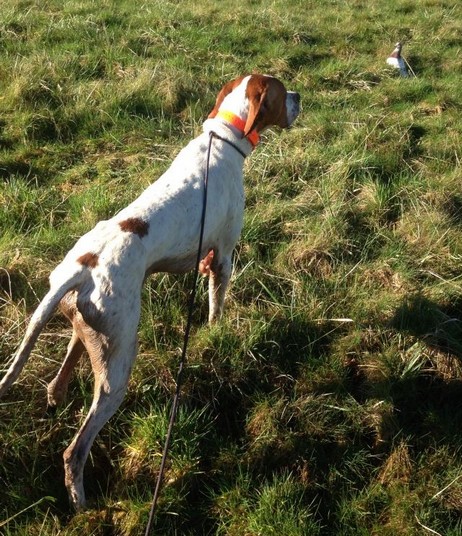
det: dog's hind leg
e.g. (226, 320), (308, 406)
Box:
(63, 328), (137, 510)
(47, 330), (85, 407)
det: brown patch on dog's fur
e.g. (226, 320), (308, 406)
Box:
(208, 75), (289, 136)
(77, 252), (99, 268)
(119, 217), (149, 238)
(208, 76), (245, 118)
(199, 249), (215, 276)
(244, 75), (288, 134)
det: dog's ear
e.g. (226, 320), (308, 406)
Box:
(245, 76), (291, 135)
(208, 76), (245, 118)
(243, 85), (268, 137)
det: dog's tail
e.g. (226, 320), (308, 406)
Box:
(0, 268), (86, 398)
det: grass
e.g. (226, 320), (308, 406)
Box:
(1, 0), (462, 533)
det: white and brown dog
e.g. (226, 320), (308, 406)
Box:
(0, 74), (300, 510)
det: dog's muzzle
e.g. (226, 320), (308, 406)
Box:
(286, 91), (301, 127)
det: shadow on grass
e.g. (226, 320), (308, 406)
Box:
(391, 293), (462, 357)
(3, 292), (462, 532)
(0, 155), (46, 183)
(444, 193), (462, 227)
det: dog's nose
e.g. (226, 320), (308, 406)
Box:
(287, 91), (300, 107)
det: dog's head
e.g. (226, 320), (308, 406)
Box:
(208, 74), (300, 141)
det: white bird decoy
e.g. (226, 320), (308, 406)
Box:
(386, 42), (409, 77)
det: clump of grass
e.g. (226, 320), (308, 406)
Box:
(120, 402), (214, 485)
(211, 471), (321, 536)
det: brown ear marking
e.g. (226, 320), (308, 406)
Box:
(246, 75), (289, 134)
(77, 252), (99, 268)
(208, 76), (246, 118)
(119, 217), (150, 238)
(243, 77), (268, 136)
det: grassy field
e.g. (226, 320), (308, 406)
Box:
(1, 0), (462, 533)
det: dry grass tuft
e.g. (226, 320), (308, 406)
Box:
(289, 244), (334, 278)
(379, 440), (413, 485)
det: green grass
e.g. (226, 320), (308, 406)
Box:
(1, 0), (462, 533)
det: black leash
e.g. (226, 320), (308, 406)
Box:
(144, 131), (246, 535)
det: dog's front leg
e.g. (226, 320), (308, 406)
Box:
(208, 253), (232, 323)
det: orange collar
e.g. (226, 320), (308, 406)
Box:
(216, 110), (260, 147)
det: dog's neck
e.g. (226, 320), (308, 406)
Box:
(203, 112), (259, 158)
(214, 110), (260, 147)
(202, 117), (254, 158)
(203, 75), (263, 155)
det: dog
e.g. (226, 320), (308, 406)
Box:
(0, 74), (300, 510)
